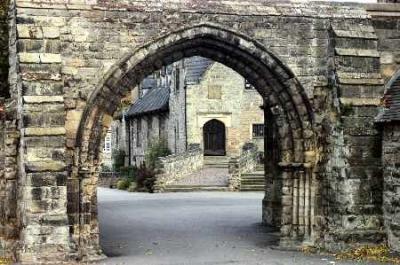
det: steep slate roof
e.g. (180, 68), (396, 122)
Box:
(125, 86), (169, 118)
(185, 56), (214, 84)
(376, 73), (400, 123)
(124, 56), (213, 118)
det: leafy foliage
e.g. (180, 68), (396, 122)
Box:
(145, 139), (171, 170)
(100, 164), (112, 172)
(136, 164), (156, 193)
(112, 149), (126, 172)
(128, 182), (137, 192)
(119, 166), (138, 182)
(116, 179), (130, 190)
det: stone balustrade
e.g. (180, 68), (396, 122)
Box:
(154, 145), (204, 192)
(228, 143), (259, 191)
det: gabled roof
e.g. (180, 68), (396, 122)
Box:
(376, 73), (400, 123)
(125, 87), (169, 118)
(185, 56), (214, 84)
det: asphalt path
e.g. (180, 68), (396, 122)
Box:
(96, 188), (381, 265)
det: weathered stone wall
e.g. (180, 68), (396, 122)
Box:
(168, 61), (187, 155)
(367, 4), (400, 82)
(228, 143), (258, 191)
(98, 172), (119, 188)
(186, 62), (264, 157)
(382, 123), (400, 252)
(0, 0), (19, 260)
(315, 15), (385, 250)
(154, 145), (203, 192)
(127, 114), (169, 166)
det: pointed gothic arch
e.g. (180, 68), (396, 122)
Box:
(70, 23), (317, 258)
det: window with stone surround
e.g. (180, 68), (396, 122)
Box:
(103, 131), (112, 153)
(137, 119), (142, 147)
(175, 68), (180, 93)
(252, 124), (264, 138)
(147, 117), (152, 141)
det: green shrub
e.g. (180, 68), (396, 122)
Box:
(136, 164), (156, 193)
(116, 178), (130, 190)
(112, 149), (126, 172)
(101, 164), (112, 172)
(127, 182), (137, 192)
(120, 165), (138, 182)
(145, 139), (171, 169)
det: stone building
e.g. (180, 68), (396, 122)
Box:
(120, 56), (264, 166)
(186, 57), (264, 157)
(376, 71), (400, 252)
(124, 86), (171, 166)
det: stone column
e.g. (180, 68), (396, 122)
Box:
(12, 3), (72, 262)
(279, 167), (294, 247)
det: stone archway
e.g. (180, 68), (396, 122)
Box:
(71, 23), (317, 260)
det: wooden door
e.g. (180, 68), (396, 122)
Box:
(203, 119), (226, 156)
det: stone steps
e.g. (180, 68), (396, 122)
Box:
(240, 185), (265, 191)
(256, 165), (264, 171)
(241, 180), (265, 185)
(203, 156), (230, 168)
(242, 172), (264, 177)
(240, 171), (265, 191)
(204, 164), (229, 168)
(162, 185), (229, 192)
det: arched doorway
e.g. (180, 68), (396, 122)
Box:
(203, 119), (226, 156)
(71, 23), (316, 260)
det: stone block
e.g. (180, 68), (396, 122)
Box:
(65, 110), (83, 139)
(17, 25), (43, 39)
(25, 160), (66, 172)
(40, 53), (61, 63)
(23, 96), (64, 103)
(22, 81), (64, 96)
(42, 27), (60, 39)
(24, 127), (66, 136)
(18, 52), (40, 63)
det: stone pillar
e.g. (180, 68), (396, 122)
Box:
(279, 167), (294, 247)
(0, 99), (19, 260)
(12, 2), (72, 262)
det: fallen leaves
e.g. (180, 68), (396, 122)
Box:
(0, 257), (12, 265)
(335, 244), (400, 264)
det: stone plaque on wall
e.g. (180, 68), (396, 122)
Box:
(208, 85), (222, 99)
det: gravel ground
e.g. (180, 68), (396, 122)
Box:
(172, 167), (230, 186)
(95, 188), (382, 265)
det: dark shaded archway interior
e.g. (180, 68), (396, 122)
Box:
(203, 119), (226, 156)
(70, 24), (316, 258)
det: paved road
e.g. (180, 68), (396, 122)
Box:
(96, 188), (377, 265)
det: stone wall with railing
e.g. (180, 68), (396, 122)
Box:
(98, 172), (120, 188)
(228, 143), (259, 191)
(154, 145), (203, 192)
